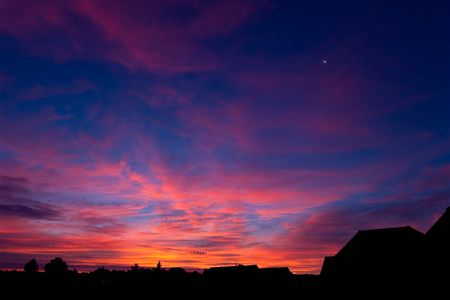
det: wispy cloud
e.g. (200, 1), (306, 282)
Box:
(0, 0), (448, 273)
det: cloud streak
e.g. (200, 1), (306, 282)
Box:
(0, 0), (449, 273)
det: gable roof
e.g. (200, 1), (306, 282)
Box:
(426, 207), (450, 243)
(320, 226), (425, 278)
(320, 207), (450, 279)
(335, 226), (425, 258)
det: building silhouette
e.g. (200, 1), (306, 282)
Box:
(320, 206), (450, 293)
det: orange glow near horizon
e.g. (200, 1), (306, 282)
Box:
(1, 0), (449, 275)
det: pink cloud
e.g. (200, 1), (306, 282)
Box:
(188, 0), (260, 38)
(0, 0), (67, 38)
(0, 0), (263, 73)
(1, 148), (448, 272)
(0, 1), (447, 273)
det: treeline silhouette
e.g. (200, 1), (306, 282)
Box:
(1, 207), (448, 297)
(0, 259), (319, 297)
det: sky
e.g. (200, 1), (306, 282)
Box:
(0, 0), (449, 274)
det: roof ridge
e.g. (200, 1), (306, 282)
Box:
(358, 225), (417, 233)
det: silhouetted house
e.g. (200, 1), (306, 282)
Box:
(204, 264), (259, 278)
(425, 207), (450, 277)
(426, 207), (450, 246)
(260, 267), (292, 277)
(203, 264), (294, 291)
(320, 256), (336, 278)
(259, 267), (292, 284)
(320, 226), (425, 282)
(204, 265), (292, 280)
(320, 206), (450, 291)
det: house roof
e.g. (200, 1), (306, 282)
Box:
(320, 226), (425, 277)
(259, 267), (291, 275)
(320, 207), (450, 278)
(335, 226), (425, 258)
(426, 206), (450, 243)
(204, 264), (260, 276)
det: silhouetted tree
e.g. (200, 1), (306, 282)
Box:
(156, 261), (162, 270)
(44, 257), (68, 274)
(131, 263), (140, 271)
(24, 258), (38, 273)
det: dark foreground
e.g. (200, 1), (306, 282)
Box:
(1, 206), (448, 298)
(0, 264), (448, 298)
(1, 267), (319, 297)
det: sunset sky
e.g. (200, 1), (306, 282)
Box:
(0, 0), (449, 273)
